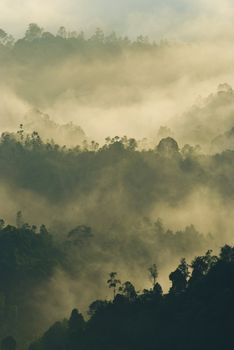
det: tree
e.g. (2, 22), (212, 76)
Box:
(68, 309), (85, 350)
(0, 29), (14, 47)
(127, 138), (137, 151)
(105, 32), (118, 45)
(148, 264), (158, 288)
(169, 258), (189, 294)
(153, 282), (163, 297)
(157, 137), (179, 157)
(68, 309), (85, 334)
(57, 26), (67, 39)
(190, 250), (217, 283)
(25, 23), (43, 41)
(16, 124), (24, 141)
(91, 28), (104, 44)
(120, 281), (137, 301)
(28, 244), (234, 350)
(220, 245), (234, 263)
(39, 224), (49, 235)
(107, 272), (121, 299)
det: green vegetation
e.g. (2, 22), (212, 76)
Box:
(0, 23), (159, 59)
(0, 219), (61, 348)
(0, 213), (210, 349)
(28, 246), (234, 350)
(1, 22), (234, 350)
(0, 130), (234, 206)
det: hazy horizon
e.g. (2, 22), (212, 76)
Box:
(2, 0), (234, 41)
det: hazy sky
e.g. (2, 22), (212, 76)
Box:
(1, 0), (234, 40)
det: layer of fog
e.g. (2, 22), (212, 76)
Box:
(1, 42), (234, 150)
(2, 0), (234, 43)
(0, 177), (232, 329)
(1, 27), (234, 336)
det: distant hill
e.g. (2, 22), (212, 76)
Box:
(176, 84), (234, 151)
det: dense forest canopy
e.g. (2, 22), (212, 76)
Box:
(27, 245), (234, 350)
(0, 217), (212, 349)
(0, 126), (233, 348)
(1, 16), (234, 350)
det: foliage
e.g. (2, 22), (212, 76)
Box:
(28, 246), (234, 350)
(0, 219), (63, 348)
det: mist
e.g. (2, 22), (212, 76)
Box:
(1, 8), (234, 349)
(2, 0), (234, 41)
(2, 35), (234, 147)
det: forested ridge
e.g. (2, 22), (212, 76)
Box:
(1, 213), (234, 350)
(0, 23), (161, 58)
(0, 213), (211, 349)
(1, 130), (234, 349)
(1, 129), (234, 204)
(1, 20), (234, 350)
(27, 245), (234, 350)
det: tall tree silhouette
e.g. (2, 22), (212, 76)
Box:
(107, 272), (121, 299)
(148, 264), (158, 288)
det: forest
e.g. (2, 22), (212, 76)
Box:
(27, 245), (234, 350)
(1, 17), (234, 350)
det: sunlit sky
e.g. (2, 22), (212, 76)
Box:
(0, 0), (234, 40)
